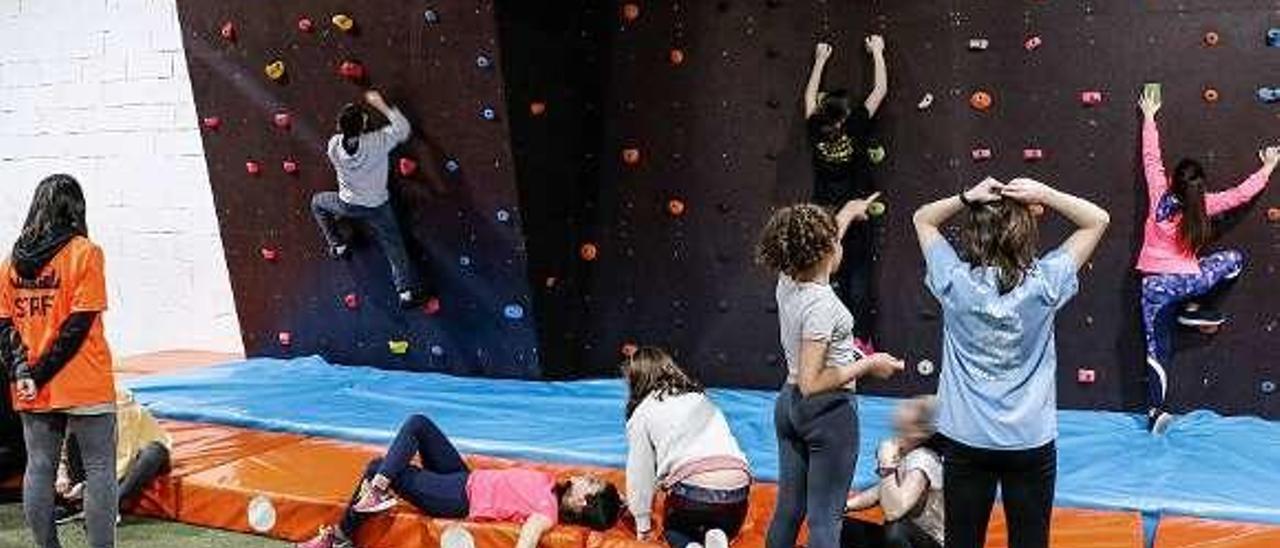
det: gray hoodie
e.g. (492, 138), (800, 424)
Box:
(326, 108), (411, 208)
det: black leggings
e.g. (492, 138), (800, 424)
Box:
(942, 437), (1056, 548)
(662, 483), (749, 547)
(841, 517), (942, 548)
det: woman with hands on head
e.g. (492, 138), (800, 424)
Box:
(913, 176), (1109, 548)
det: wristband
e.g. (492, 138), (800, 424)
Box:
(958, 191), (976, 208)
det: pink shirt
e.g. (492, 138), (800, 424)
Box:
(466, 468), (559, 525)
(1136, 119), (1270, 274)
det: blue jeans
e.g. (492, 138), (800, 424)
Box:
(339, 414), (469, 537)
(1140, 249), (1244, 410)
(767, 386), (858, 548)
(310, 191), (418, 293)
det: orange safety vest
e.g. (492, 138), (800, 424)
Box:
(1, 237), (114, 411)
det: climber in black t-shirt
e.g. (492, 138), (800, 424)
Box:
(803, 37), (888, 350)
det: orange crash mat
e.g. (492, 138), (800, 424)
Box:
(1154, 516), (1280, 548)
(134, 420), (1149, 548)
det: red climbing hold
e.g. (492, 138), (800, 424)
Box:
(580, 243), (599, 261)
(1023, 148), (1044, 161)
(971, 148), (992, 161)
(245, 161), (261, 175)
(282, 159), (299, 175)
(343, 293), (360, 310)
(423, 297), (442, 316)
(201, 116), (221, 130)
(397, 158), (418, 176)
(277, 331), (292, 347)
(667, 199), (686, 217)
(1024, 35), (1042, 51)
(1077, 368), (1097, 384)
(621, 3), (640, 22)
(1080, 91), (1103, 106)
(1203, 88), (1220, 103)
(1203, 31), (1220, 47)
(273, 112), (291, 129)
(621, 342), (639, 358)
(621, 147), (642, 165)
(338, 60), (365, 81)
(259, 247), (278, 261)
(219, 21), (236, 42)
(669, 49), (685, 65)
(529, 101), (547, 116)
(297, 17), (314, 33)
(970, 90), (993, 111)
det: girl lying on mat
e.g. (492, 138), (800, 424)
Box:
(622, 346), (751, 548)
(295, 413), (623, 548)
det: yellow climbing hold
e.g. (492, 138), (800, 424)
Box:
(332, 14), (355, 32)
(867, 202), (886, 217)
(264, 60), (285, 81)
(388, 340), (409, 355)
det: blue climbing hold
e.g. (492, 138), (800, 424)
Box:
(476, 54), (492, 69)
(1263, 380), (1277, 394)
(503, 304), (525, 320)
(1267, 28), (1280, 47)
(430, 344), (445, 356)
(444, 159), (460, 173)
(459, 255), (472, 267)
(481, 107), (497, 120)
(1257, 87), (1280, 104)
(424, 9), (439, 24)
(496, 209), (511, 223)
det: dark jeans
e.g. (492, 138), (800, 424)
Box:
(68, 440), (169, 506)
(842, 517), (942, 548)
(310, 191), (418, 293)
(766, 386), (858, 548)
(833, 223), (874, 340)
(340, 414), (469, 537)
(942, 437), (1056, 548)
(662, 483), (749, 547)
(22, 412), (117, 548)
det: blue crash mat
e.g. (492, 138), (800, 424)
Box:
(127, 356), (1280, 525)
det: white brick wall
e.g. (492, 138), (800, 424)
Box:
(0, 0), (243, 357)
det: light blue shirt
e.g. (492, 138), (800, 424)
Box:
(924, 240), (1079, 450)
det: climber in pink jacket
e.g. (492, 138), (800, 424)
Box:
(1135, 85), (1280, 433)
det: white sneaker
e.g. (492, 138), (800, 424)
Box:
(685, 543), (703, 548)
(705, 529), (729, 548)
(441, 524), (475, 548)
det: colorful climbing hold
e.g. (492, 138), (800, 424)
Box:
(1263, 380), (1277, 394)
(277, 331), (292, 347)
(1080, 91), (1104, 106)
(580, 242), (599, 261)
(1076, 368), (1097, 384)
(1203, 88), (1220, 103)
(1203, 31), (1220, 47)
(971, 148), (992, 161)
(496, 209), (511, 223)
(1023, 148), (1044, 162)
(621, 147), (642, 165)
(343, 293), (359, 309)
(1266, 207), (1280, 222)
(621, 342), (639, 358)
(297, 17), (314, 33)
(1024, 35), (1042, 51)
(338, 60), (365, 81)
(970, 90), (993, 111)
(917, 93), (934, 110)
(259, 247), (278, 261)
(503, 304), (525, 320)
(444, 159), (461, 173)
(1267, 28), (1280, 47)
(331, 13), (355, 32)
(423, 9), (440, 24)
(1144, 82), (1163, 103)
(459, 255), (472, 267)
(264, 60), (286, 81)
(272, 112), (291, 129)
(1257, 87), (1279, 104)
(621, 3), (641, 22)
(667, 199), (686, 217)
(397, 158), (418, 177)
(916, 359), (935, 376)
(219, 21), (236, 42)
(201, 116), (221, 130)
(968, 38), (989, 51)
(429, 345), (445, 357)
(867, 145), (887, 165)
(669, 48), (685, 65)
(476, 54), (492, 69)
(529, 102), (547, 116)
(867, 201), (886, 217)
(388, 340), (409, 355)
(481, 107), (497, 120)
(245, 160), (261, 175)
(281, 159), (299, 175)
(423, 297), (442, 315)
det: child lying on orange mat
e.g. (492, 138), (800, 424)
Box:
(295, 413), (623, 548)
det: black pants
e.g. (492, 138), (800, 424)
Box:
(662, 483), (749, 547)
(833, 222), (874, 340)
(767, 386), (858, 548)
(841, 517), (942, 548)
(942, 437), (1056, 548)
(69, 440), (170, 506)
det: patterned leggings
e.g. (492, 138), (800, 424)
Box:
(1140, 249), (1245, 411)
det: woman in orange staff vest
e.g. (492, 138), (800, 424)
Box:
(1, 174), (118, 548)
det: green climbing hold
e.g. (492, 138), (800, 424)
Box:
(867, 145), (887, 165)
(867, 201), (887, 217)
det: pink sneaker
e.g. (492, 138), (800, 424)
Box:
(294, 525), (352, 548)
(352, 480), (398, 514)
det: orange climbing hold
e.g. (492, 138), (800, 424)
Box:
(580, 243), (599, 262)
(1203, 31), (1220, 47)
(970, 90), (993, 111)
(667, 199), (686, 217)
(621, 147), (642, 165)
(529, 102), (547, 116)
(1203, 88), (1219, 103)
(669, 49), (685, 65)
(621, 3), (641, 22)
(1266, 207), (1280, 222)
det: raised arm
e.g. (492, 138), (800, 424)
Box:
(364, 90), (411, 146)
(863, 35), (887, 117)
(624, 420), (657, 539)
(1003, 178), (1110, 270)
(912, 177), (1004, 252)
(835, 192), (881, 240)
(1139, 87), (1168, 203)
(1205, 147), (1280, 216)
(804, 43), (833, 118)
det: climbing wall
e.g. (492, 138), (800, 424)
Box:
(176, 1), (540, 378)
(503, 1), (1280, 418)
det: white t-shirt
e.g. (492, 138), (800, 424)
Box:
(326, 108), (411, 208)
(775, 274), (862, 388)
(901, 446), (945, 544)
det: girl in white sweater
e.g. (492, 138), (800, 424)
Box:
(623, 347), (751, 548)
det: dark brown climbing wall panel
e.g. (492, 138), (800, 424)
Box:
(502, 1), (1280, 418)
(177, 1), (540, 377)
